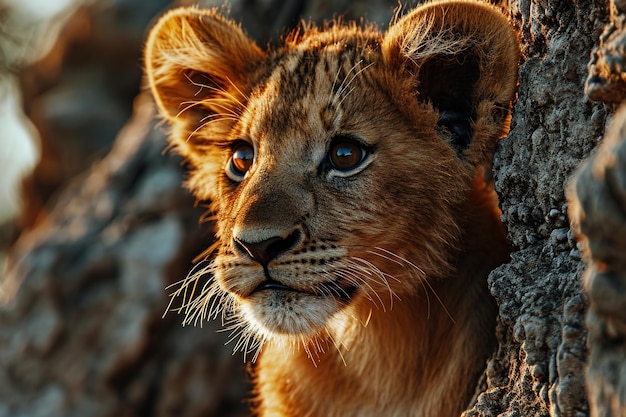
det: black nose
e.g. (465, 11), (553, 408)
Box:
(234, 230), (301, 266)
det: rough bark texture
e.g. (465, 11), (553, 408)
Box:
(0, 0), (621, 416)
(467, 1), (609, 416)
(570, 1), (626, 415)
(571, 105), (626, 417)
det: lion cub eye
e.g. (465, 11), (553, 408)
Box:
(226, 142), (254, 181)
(328, 136), (369, 173)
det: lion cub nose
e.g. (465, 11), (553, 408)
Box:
(234, 230), (301, 266)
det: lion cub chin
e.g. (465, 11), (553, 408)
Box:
(145, 1), (519, 415)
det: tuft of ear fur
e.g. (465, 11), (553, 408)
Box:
(145, 7), (265, 145)
(382, 0), (519, 167)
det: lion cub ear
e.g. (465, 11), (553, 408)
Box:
(144, 7), (265, 138)
(382, 0), (519, 167)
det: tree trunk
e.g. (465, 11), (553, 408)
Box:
(0, 0), (619, 416)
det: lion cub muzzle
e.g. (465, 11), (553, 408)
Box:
(224, 181), (355, 335)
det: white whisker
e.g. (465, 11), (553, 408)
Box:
(368, 246), (454, 323)
(370, 246), (426, 276)
(185, 72), (247, 109)
(345, 256), (399, 308)
(223, 75), (250, 107)
(185, 115), (239, 143)
(328, 61), (344, 105)
(333, 263), (387, 311)
(334, 61), (375, 106)
(335, 59), (362, 97)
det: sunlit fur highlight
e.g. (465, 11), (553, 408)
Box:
(146, 1), (520, 416)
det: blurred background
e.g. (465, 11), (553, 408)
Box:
(0, 0), (170, 271)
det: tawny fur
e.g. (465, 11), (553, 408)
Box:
(145, 1), (519, 416)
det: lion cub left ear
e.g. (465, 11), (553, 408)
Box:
(144, 7), (265, 142)
(382, 0), (520, 167)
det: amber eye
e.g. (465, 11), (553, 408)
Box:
(227, 142), (254, 181)
(328, 137), (368, 172)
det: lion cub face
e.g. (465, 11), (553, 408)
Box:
(212, 44), (462, 339)
(145, 2), (519, 352)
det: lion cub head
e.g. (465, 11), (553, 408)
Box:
(146, 1), (518, 357)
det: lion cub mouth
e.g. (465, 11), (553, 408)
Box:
(252, 279), (292, 293)
(226, 247), (362, 336)
(250, 276), (358, 301)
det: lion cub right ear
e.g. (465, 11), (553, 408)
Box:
(382, 0), (519, 169)
(145, 8), (265, 142)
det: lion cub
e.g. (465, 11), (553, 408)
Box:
(145, 1), (519, 415)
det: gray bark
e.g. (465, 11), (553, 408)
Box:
(569, 1), (626, 415)
(467, 0), (609, 415)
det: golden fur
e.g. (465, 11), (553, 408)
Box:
(145, 1), (519, 415)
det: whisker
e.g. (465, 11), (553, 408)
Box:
(185, 115), (239, 143)
(363, 308), (373, 327)
(330, 59), (360, 106)
(328, 61), (344, 105)
(328, 333), (348, 366)
(223, 75), (251, 107)
(192, 240), (221, 263)
(176, 98), (238, 120)
(367, 246), (454, 323)
(337, 86), (355, 108)
(422, 278), (455, 323)
(370, 246), (426, 276)
(335, 61), (375, 106)
(335, 59), (362, 97)
(185, 72), (248, 110)
(345, 256), (398, 308)
(333, 263), (387, 311)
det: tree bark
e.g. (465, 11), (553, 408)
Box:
(466, 0), (609, 416)
(0, 0), (619, 416)
(569, 1), (626, 415)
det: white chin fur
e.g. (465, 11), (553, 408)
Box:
(241, 290), (341, 336)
